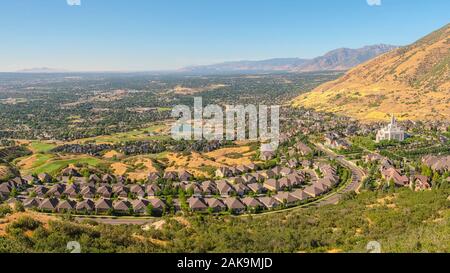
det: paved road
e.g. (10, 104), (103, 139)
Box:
(75, 216), (156, 225)
(313, 143), (366, 206)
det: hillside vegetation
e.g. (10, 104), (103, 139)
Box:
(293, 23), (450, 121)
(0, 187), (448, 253)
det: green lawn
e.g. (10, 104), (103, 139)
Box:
(31, 157), (103, 176)
(31, 154), (55, 169)
(29, 141), (57, 153)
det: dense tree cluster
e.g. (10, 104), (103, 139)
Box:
(51, 139), (232, 156)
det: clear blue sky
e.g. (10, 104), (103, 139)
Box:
(0, 0), (449, 71)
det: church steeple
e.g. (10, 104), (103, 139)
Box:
(390, 114), (396, 125)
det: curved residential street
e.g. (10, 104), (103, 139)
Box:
(312, 143), (366, 206)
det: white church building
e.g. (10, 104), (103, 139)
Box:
(376, 115), (405, 143)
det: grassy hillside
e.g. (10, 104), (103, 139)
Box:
(0, 187), (448, 253)
(293, 23), (450, 121)
(0, 161), (19, 182)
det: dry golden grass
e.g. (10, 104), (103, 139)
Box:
(293, 24), (450, 121)
(111, 162), (129, 176)
(165, 152), (222, 177)
(126, 157), (158, 180)
(0, 211), (57, 237)
(204, 146), (256, 166)
(110, 157), (159, 180)
(103, 150), (125, 159)
(16, 154), (39, 169)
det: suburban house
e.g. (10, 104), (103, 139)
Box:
(147, 172), (161, 182)
(216, 180), (236, 197)
(33, 185), (48, 197)
(0, 184), (12, 199)
(273, 192), (298, 206)
(201, 181), (218, 195)
(246, 163), (258, 171)
(280, 167), (294, 176)
(287, 173), (305, 187)
(88, 174), (101, 183)
(63, 184), (79, 198)
(295, 142), (313, 155)
(260, 151), (275, 161)
(81, 186), (96, 198)
(241, 197), (264, 210)
(130, 184), (146, 197)
(223, 197), (246, 214)
(205, 198), (226, 212)
(259, 169), (276, 179)
(277, 177), (291, 190)
(61, 167), (81, 177)
(131, 199), (150, 214)
(97, 185), (112, 198)
(253, 173), (265, 182)
(215, 167), (233, 178)
(23, 198), (40, 209)
(247, 182), (265, 194)
(163, 171), (178, 181)
(291, 189), (309, 201)
(102, 174), (115, 183)
(146, 184), (161, 196)
(95, 198), (113, 213)
(39, 198), (59, 212)
(381, 167), (409, 187)
(233, 183), (250, 196)
(149, 198), (166, 214)
(178, 170), (193, 181)
(57, 199), (76, 212)
(113, 200), (132, 214)
(37, 173), (52, 184)
(303, 185), (324, 197)
(48, 184), (65, 197)
(263, 179), (279, 192)
(412, 175), (431, 191)
(76, 199), (95, 213)
(236, 165), (250, 174)
(242, 174), (257, 184)
(258, 196), (281, 210)
(188, 197), (208, 212)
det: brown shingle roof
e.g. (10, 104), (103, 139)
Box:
(223, 197), (245, 210)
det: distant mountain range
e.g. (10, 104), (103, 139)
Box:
(293, 23), (450, 121)
(181, 44), (398, 74)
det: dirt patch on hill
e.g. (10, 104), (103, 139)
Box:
(366, 195), (398, 208)
(103, 150), (125, 159)
(0, 211), (57, 237)
(111, 162), (129, 176)
(16, 154), (38, 169)
(165, 152), (222, 177)
(204, 146), (256, 166)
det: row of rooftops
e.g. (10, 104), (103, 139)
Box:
(15, 189), (310, 215)
(422, 155), (450, 172)
(1, 162), (343, 215)
(365, 153), (440, 190)
(19, 196), (166, 214)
